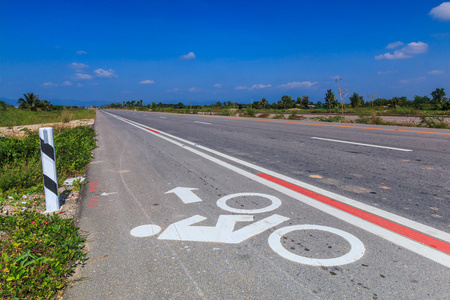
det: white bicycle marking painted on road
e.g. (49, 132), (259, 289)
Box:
(129, 186), (366, 266)
(166, 187), (203, 203)
(131, 224), (161, 237)
(268, 225), (365, 266)
(158, 214), (289, 243)
(217, 193), (281, 214)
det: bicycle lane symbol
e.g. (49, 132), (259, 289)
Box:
(130, 189), (365, 267)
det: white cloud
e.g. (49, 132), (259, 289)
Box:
(375, 51), (411, 60)
(94, 68), (118, 78)
(375, 41), (428, 60)
(69, 62), (89, 69)
(377, 70), (398, 75)
(428, 70), (444, 75)
(76, 50), (87, 55)
(189, 87), (200, 92)
(278, 81), (317, 88)
(430, 2), (450, 21)
(77, 83), (84, 87)
(235, 84), (271, 90)
(180, 52), (196, 60)
(42, 82), (58, 87)
(213, 83), (223, 88)
(72, 73), (93, 80)
(386, 41), (404, 49)
(250, 84), (271, 90)
(61, 81), (73, 86)
(402, 42), (428, 54)
(399, 76), (426, 84)
(139, 79), (155, 85)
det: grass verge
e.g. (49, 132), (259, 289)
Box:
(0, 108), (96, 127)
(0, 125), (96, 299)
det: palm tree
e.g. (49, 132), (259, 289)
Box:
(260, 98), (268, 109)
(17, 93), (41, 111)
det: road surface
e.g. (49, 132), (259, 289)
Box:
(64, 110), (449, 299)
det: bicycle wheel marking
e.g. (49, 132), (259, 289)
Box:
(268, 224), (365, 266)
(217, 193), (281, 214)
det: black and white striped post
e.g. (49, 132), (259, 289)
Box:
(39, 127), (60, 212)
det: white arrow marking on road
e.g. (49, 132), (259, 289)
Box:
(165, 187), (203, 203)
(158, 214), (289, 243)
(100, 192), (117, 196)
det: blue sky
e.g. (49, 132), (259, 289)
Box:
(1, 1), (449, 106)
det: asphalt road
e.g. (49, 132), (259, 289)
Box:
(64, 110), (450, 299)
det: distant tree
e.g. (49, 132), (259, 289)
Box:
(151, 102), (157, 110)
(324, 89), (337, 112)
(390, 97), (408, 109)
(316, 100), (323, 108)
(412, 95), (431, 109)
(281, 95), (292, 109)
(336, 77), (348, 116)
(431, 88), (448, 110)
(17, 93), (41, 111)
(301, 95), (310, 109)
(260, 98), (268, 109)
(40, 100), (53, 111)
(349, 92), (363, 108)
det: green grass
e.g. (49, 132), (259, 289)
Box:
(0, 126), (97, 194)
(0, 210), (86, 299)
(0, 108), (96, 127)
(0, 125), (97, 299)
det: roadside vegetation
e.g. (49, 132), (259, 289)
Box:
(0, 93), (95, 128)
(1, 94), (97, 299)
(100, 88), (450, 129)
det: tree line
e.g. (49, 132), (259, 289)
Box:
(102, 88), (449, 111)
(0, 93), (83, 111)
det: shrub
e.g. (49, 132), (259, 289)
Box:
(272, 113), (285, 119)
(418, 114), (449, 129)
(60, 110), (72, 123)
(312, 115), (346, 122)
(257, 112), (270, 118)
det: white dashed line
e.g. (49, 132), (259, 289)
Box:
(311, 137), (412, 152)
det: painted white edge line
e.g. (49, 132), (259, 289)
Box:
(194, 121), (212, 125)
(105, 111), (450, 268)
(311, 137), (412, 152)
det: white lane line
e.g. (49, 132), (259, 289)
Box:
(194, 121), (212, 125)
(105, 112), (450, 268)
(311, 137), (412, 152)
(160, 117), (167, 119)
